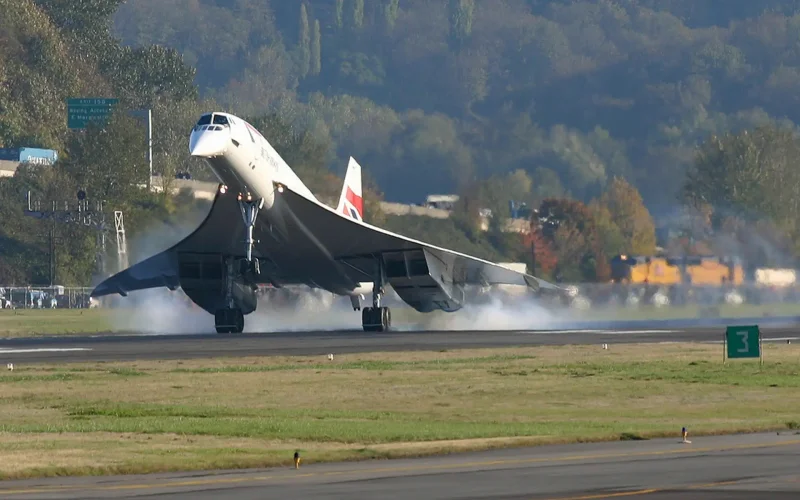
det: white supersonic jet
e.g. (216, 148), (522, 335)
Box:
(91, 112), (560, 333)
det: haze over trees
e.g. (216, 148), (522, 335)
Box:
(2, 0), (800, 285)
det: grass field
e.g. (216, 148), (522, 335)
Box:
(0, 309), (115, 337)
(0, 343), (799, 479)
(2, 301), (800, 337)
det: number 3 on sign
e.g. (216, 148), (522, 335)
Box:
(737, 331), (749, 353)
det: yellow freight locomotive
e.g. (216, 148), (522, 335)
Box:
(609, 255), (743, 286)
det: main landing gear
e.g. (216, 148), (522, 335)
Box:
(362, 260), (391, 332)
(215, 307), (244, 334)
(362, 305), (391, 332)
(216, 190), (262, 336)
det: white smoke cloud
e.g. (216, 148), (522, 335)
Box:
(109, 288), (216, 334)
(396, 290), (562, 331)
(108, 280), (566, 335)
(244, 288), (362, 332)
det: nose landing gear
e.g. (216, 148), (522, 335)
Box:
(237, 193), (264, 275)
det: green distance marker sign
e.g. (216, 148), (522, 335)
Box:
(725, 325), (760, 359)
(67, 98), (119, 129)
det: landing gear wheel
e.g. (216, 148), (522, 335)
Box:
(362, 306), (391, 332)
(215, 308), (245, 334)
(233, 308), (244, 333)
(382, 307), (391, 330)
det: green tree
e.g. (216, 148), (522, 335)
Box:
(298, 3), (310, 78)
(34, 0), (123, 33)
(384, 0), (400, 29)
(448, 0), (475, 49)
(596, 177), (656, 255)
(311, 19), (321, 76)
(589, 202), (626, 257)
(105, 45), (198, 108)
(335, 0), (344, 29)
(480, 169), (532, 233)
(684, 126), (800, 224)
(352, 0), (364, 30)
(60, 110), (148, 204)
(684, 125), (800, 255)
(34, 0), (124, 56)
(0, 164), (95, 285)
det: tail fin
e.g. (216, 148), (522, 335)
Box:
(337, 157), (364, 221)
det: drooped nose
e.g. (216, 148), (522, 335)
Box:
(189, 130), (228, 157)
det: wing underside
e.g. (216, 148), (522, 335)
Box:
(92, 184), (561, 312)
(270, 186), (561, 311)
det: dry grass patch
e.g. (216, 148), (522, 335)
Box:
(1, 343), (799, 479)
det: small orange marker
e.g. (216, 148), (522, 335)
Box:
(294, 451), (301, 469)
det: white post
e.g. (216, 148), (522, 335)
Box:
(147, 109), (153, 190)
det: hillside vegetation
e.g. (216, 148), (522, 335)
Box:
(116, 1), (800, 207)
(0, 0), (798, 286)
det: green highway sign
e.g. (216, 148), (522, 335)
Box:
(725, 325), (761, 359)
(67, 98), (119, 129)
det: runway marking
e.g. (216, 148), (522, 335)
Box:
(2, 438), (799, 496)
(0, 348), (92, 354)
(521, 330), (678, 335)
(544, 479), (744, 500)
(544, 489), (659, 500)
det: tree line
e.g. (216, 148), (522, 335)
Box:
(0, 0), (798, 286)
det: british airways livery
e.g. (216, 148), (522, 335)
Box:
(91, 112), (560, 333)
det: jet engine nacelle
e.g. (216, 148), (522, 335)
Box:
(383, 249), (465, 313)
(230, 278), (258, 314)
(178, 253), (258, 315)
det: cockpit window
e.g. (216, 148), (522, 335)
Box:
(212, 114), (229, 125)
(197, 114), (212, 126)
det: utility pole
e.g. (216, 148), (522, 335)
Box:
(49, 223), (55, 286)
(147, 108), (153, 189)
(24, 190), (128, 280)
(529, 208), (540, 276)
(127, 108), (153, 191)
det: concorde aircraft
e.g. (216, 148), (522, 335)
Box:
(90, 112), (561, 333)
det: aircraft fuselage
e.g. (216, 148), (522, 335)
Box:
(188, 112), (369, 298)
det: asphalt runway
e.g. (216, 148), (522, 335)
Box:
(1, 325), (800, 363)
(1, 432), (799, 499)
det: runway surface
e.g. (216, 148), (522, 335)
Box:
(1, 432), (798, 499)
(1, 325), (799, 363)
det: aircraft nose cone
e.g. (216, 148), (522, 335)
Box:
(189, 131), (227, 157)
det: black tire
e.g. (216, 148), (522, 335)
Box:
(215, 308), (244, 334)
(362, 306), (383, 332)
(233, 308), (244, 334)
(381, 307), (391, 331)
(362, 307), (371, 332)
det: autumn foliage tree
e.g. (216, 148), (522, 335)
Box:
(588, 202), (625, 257)
(522, 223), (557, 278)
(537, 198), (610, 282)
(595, 177), (656, 255)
